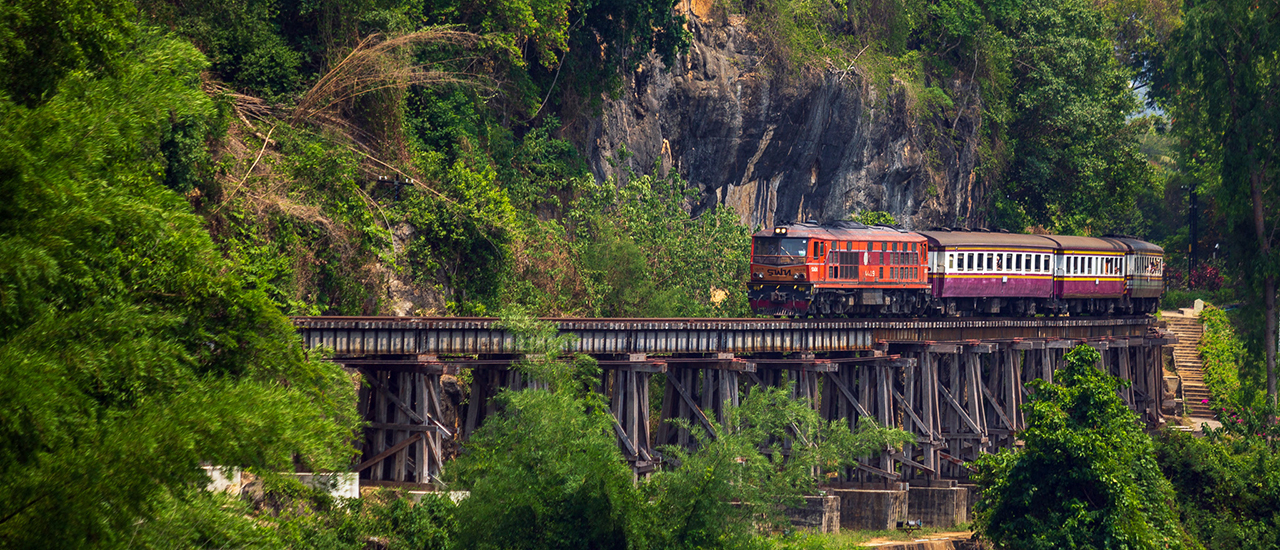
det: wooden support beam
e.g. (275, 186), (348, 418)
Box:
(354, 433), (423, 473)
(938, 384), (985, 435)
(979, 382), (1015, 430)
(855, 461), (901, 480)
(360, 368), (426, 424)
(891, 452), (935, 475)
(668, 375), (718, 440)
(824, 371), (872, 418)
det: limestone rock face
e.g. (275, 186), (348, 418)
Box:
(571, 13), (987, 230)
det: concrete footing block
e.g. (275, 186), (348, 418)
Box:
(907, 486), (969, 528)
(295, 472), (360, 499)
(786, 495), (840, 533)
(832, 489), (907, 531)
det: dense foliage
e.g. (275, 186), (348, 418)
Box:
(971, 346), (1190, 549)
(1156, 429), (1280, 550)
(0, 4), (360, 547)
(11, 0), (1280, 547)
(1198, 306), (1244, 406)
(446, 313), (912, 550)
(1156, 0), (1280, 405)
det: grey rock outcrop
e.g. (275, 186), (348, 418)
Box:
(570, 10), (988, 230)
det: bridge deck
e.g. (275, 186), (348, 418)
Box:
(294, 315), (1155, 356)
(292, 315), (1173, 488)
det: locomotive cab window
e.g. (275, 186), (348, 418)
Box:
(752, 237), (808, 265)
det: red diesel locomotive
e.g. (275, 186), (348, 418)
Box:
(747, 221), (931, 316)
(747, 222), (1164, 317)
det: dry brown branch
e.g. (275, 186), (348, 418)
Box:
(216, 124), (278, 213)
(292, 28), (489, 127)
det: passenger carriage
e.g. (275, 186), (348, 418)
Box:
(1109, 236), (1164, 314)
(1044, 235), (1128, 315)
(918, 231), (1058, 316)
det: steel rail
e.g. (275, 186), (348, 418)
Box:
(292, 315), (1158, 357)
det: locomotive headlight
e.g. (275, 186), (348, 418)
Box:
(774, 227), (787, 235)
(752, 271), (763, 279)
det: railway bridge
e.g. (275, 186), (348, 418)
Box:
(293, 315), (1173, 488)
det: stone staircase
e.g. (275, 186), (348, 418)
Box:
(1162, 309), (1212, 418)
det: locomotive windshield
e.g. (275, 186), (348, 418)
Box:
(753, 237), (808, 265)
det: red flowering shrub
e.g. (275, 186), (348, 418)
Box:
(1189, 264), (1223, 290)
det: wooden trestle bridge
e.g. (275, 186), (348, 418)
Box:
(293, 315), (1173, 487)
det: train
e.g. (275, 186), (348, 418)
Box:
(747, 221), (1164, 317)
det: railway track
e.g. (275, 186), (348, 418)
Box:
(293, 315), (1159, 356)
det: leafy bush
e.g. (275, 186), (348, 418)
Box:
(1155, 429), (1280, 550)
(1198, 306), (1243, 406)
(448, 311), (911, 550)
(848, 211), (899, 226)
(972, 345), (1192, 549)
(648, 389), (912, 549)
(1160, 287), (1236, 310)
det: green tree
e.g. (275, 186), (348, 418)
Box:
(447, 312), (648, 550)
(648, 388), (912, 549)
(0, 19), (359, 549)
(449, 311), (911, 550)
(572, 172), (752, 318)
(991, 0), (1156, 235)
(972, 345), (1190, 549)
(1158, 0), (1280, 407)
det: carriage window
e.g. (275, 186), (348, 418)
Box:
(1119, 258), (1124, 274)
(1006, 253), (1013, 271)
(966, 253), (973, 271)
(996, 254), (1003, 271)
(948, 254), (954, 269)
(1033, 255), (1040, 271)
(1088, 257), (1094, 274)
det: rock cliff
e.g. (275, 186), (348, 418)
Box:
(569, 6), (989, 230)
